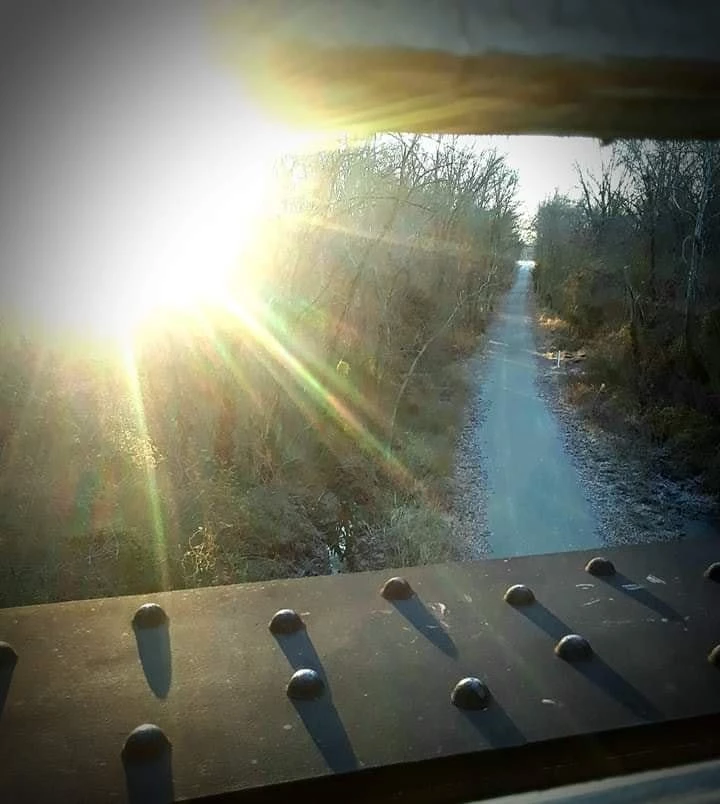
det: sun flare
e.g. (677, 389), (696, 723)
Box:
(49, 103), (319, 348)
(105, 129), (300, 342)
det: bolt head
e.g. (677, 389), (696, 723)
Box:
(381, 576), (414, 600)
(504, 584), (535, 605)
(585, 557), (616, 576)
(132, 603), (168, 629)
(286, 668), (325, 700)
(0, 641), (18, 669)
(269, 609), (305, 635)
(709, 645), (720, 666)
(555, 634), (593, 661)
(122, 724), (171, 763)
(704, 563), (720, 582)
(451, 677), (491, 710)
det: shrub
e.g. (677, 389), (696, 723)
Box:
(380, 504), (461, 567)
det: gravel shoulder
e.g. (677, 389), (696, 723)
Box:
(451, 347), (492, 558)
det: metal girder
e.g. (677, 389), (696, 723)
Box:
(228, 0), (720, 139)
(2, 2), (720, 141)
(2, 537), (720, 802)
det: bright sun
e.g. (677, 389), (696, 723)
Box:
(51, 99), (319, 349)
(107, 123), (299, 342)
(125, 162), (273, 329)
(3, 13), (331, 352)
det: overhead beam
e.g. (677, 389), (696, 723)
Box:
(229, 0), (720, 138)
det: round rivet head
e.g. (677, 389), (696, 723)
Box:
(504, 584), (535, 605)
(555, 634), (593, 661)
(704, 563), (720, 582)
(121, 724), (171, 763)
(269, 609), (304, 635)
(0, 642), (18, 668)
(381, 576), (414, 600)
(708, 646), (720, 666)
(132, 603), (168, 629)
(451, 677), (491, 710)
(585, 557), (616, 576)
(286, 668), (325, 700)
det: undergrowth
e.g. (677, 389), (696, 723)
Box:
(1, 133), (522, 608)
(538, 311), (720, 494)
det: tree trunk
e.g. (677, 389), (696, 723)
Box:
(683, 145), (713, 378)
(624, 267), (644, 405)
(648, 214), (657, 302)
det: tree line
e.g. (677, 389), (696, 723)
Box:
(0, 134), (522, 606)
(534, 139), (720, 489)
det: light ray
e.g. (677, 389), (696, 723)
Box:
(256, 299), (391, 436)
(218, 295), (417, 491)
(121, 343), (170, 589)
(200, 302), (366, 472)
(187, 309), (265, 413)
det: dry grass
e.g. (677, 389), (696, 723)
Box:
(537, 312), (581, 353)
(373, 504), (461, 568)
(553, 318), (720, 496)
(450, 327), (483, 357)
(0, 335), (484, 607)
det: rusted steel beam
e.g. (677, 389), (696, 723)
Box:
(2, 537), (720, 802)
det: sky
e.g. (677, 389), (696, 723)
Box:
(483, 135), (610, 221)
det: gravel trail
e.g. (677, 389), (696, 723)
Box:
(453, 261), (718, 559)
